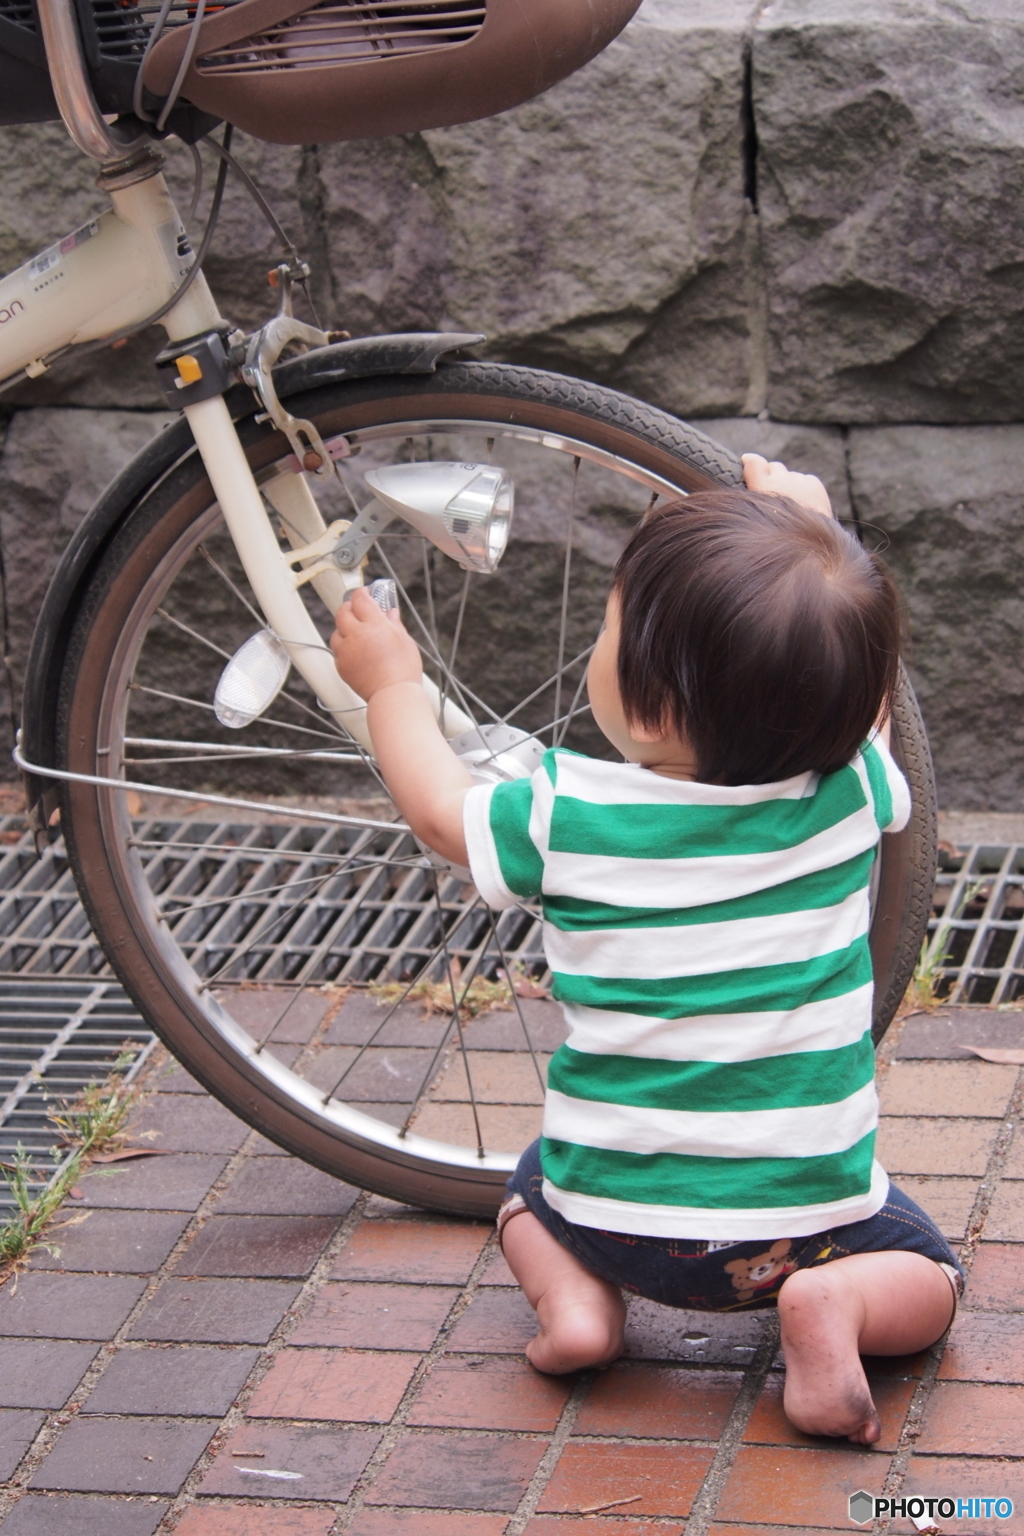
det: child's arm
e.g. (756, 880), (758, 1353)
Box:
(330, 588), (473, 865)
(740, 453), (833, 518)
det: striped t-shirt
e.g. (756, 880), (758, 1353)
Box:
(463, 739), (910, 1240)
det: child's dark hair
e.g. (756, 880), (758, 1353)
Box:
(613, 490), (901, 785)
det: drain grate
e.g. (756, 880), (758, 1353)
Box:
(929, 843), (1024, 1005)
(0, 980), (156, 1210)
(2, 822), (1022, 1209)
(0, 812), (548, 986)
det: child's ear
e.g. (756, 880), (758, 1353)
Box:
(628, 718), (668, 744)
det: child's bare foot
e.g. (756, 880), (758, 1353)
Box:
(777, 1253), (955, 1444)
(526, 1293), (625, 1375)
(501, 1209), (627, 1375)
(778, 1266), (881, 1443)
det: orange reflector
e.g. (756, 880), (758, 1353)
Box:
(176, 354), (203, 385)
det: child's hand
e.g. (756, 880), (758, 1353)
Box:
(330, 585), (423, 700)
(741, 453), (833, 518)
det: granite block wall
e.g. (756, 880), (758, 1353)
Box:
(0, 0), (1021, 806)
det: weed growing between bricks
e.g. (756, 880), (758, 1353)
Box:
(0, 1047), (143, 1282)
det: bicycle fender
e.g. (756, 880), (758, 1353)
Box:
(20, 329), (484, 838)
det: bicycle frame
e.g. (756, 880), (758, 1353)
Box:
(3, 0), (473, 769)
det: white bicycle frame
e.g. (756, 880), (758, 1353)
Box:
(1, 0), (472, 772)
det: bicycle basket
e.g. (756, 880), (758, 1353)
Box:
(137, 0), (642, 144)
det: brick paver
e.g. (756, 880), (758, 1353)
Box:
(28, 1415), (218, 1493)
(175, 1508), (336, 1536)
(127, 1278), (302, 1342)
(713, 1446), (888, 1527)
(409, 1354), (571, 1431)
(980, 1177), (1024, 1241)
(537, 1442), (715, 1517)
(349, 1512), (508, 1535)
(1, 1001), (1022, 1534)
(196, 1421), (381, 1501)
(76, 1152), (230, 1210)
(0, 1272), (146, 1338)
(247, 1346), (419, 1421)
(0, 1341), (97, 1408)
(330, 1214), (490, 1282)
(81, 1345), (260, 1416)
(215, 1157), (360, 1217)
(290, 1280), (458, 1349)
(366, 1429), (548, 1510)
(938, 1309), (1024, 1381)
(0, 1495), (169, 1535)
(572, 1363), (741, 1440)
(28, 1209), (190, 1274)
(0, 1413), (45, 1482)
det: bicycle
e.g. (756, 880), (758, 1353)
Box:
(1, 0), (937, 1216)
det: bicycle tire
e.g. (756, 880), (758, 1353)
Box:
(55, 361), (935, 1215)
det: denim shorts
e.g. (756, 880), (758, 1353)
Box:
(501, 1139), (963, 1314)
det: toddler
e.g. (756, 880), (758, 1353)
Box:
(331, 453), (961, 1445)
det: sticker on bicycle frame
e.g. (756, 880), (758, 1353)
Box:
(28, 246), (61, 279)
(28, 221), (99, 281)
(28, 220), (99, 280)
(60, 220), (100, 256)
(156, 218), (195, 284)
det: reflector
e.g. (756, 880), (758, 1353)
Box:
(214, 630), (291, 728)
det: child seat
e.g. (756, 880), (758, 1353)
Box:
(0, 0), (641, 142)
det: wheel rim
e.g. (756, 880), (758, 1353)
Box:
(60, 369), (934, 1211)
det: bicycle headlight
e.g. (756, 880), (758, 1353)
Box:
(362, 461), (513, 573)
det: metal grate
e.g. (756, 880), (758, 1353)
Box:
(0, 812), (546, 985)
(928, 843), (1024, 1005)
(0, 980), (156, 1210)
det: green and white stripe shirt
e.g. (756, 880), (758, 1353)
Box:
(463, 739), (910, 1240)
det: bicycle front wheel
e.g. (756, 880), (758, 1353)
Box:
(55, 361), (934, 1215)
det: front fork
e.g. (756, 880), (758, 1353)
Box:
(150, 201), (473, 756)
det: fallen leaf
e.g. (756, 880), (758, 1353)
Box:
(89, 1148), (176, 1164)
(69, 1187), (84, 1199)
(959, 1044), (1024, 1065)
(126, 791), (143, 817)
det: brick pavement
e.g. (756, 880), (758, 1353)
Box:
(0, 1002), (1022, 1535)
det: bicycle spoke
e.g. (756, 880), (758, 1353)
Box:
(198, 544), (265, 628)
(422, 543), (440, 663)
(319, 923), (461, 1102)
(125, 686), (355, 743)
(155, 607), (233, 661)
(125, 747), (363, 766)
(440, 569), (472, 723)
(552, 456), (581, 736)
(431, 874), (485, 1158)
(554, 657), (592, 748)
(488, 912), (545, 1092)
(499, 642), (595, 729)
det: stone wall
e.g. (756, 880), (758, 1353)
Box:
(1, 0), (1022, 807)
